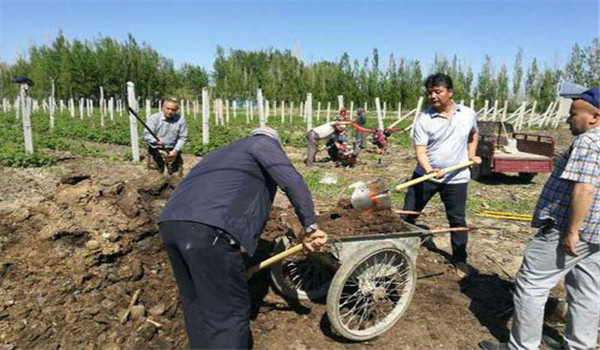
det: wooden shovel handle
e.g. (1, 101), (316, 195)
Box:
(392, 161), (475, 192)
(246, 243), (304, 277)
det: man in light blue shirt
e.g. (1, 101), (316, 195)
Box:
(403, 73), (481, 275)
(143, 98), (188, 176)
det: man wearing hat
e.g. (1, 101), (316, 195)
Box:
(480, 87), (600, 350)
(159, 126), (327, 349)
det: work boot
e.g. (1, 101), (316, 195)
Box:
(478, 341), (509, 350)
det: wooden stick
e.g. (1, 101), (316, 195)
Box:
(481, 210), (531, 217)
(246, 243), (303, 276)
(477, 213), (531, 221)
(390, 161), (474, 193)
(120, 289), (141, 324)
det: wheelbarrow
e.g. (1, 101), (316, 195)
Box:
(269, 222), (468, 341)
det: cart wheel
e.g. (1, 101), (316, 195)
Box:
(326, 242), (416, 341)
(518, 173), (536, 182)
(270, 236), (337, 301)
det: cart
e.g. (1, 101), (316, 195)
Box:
(473, 121), (555, 182)
(270, 222), (423, 341)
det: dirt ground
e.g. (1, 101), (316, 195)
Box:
(0, 128), (581, 349)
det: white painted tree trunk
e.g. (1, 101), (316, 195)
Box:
(49, 80), (55, 130)
(326, 102), (331, 122)
(349, 101), (354, 116)
(337, 95), (344, 110)
(126, 82), (140, 162)
(280, 101), (285, 123)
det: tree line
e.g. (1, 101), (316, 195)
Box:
(1, 32), (598, 111)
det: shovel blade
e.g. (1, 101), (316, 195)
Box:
(349, 181), (392, 209)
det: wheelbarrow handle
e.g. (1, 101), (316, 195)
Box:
(246, 243), (304, 277)
(392, 160), (475, 193)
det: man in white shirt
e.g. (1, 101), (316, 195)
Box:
(305, 118), (347, 166)
(402, 73), (481, 275)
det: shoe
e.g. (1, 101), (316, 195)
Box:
(478, 340), (509, 350)
(455, 261), (478, 278)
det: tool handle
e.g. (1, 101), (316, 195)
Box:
(392, 161), (475, 193)
(246, 243), (304, 276)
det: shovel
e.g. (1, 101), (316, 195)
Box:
(350, 160), (475, 209)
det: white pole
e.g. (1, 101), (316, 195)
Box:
(316, 101), (321, 121)
(245, 100), (250, 124)
(337, 95), (344, 110)
(233, 100), (237, 120)
(100, 86), (105, 127)
(202, 88), (210, 144)
(126, 82), (140, 162)
(49, 80), (55, 131)
(79, 98), (84, 120)
(109, 97), (114, 122)
(349, 101), (354, 116)
(326, 101), (331, 122)
(226, 99), (230, 124)
(281, 100), (285, 123)
(257, 89), (265, 127)
(306, 93), (313, 131)
(375, 97), (384, 130)
(397, 102), (402, 120)
(20, 84), (34, 154)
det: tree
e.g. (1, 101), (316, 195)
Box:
(512, 47), (523, 99)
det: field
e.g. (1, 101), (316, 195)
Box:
(0, 108), (575, 349)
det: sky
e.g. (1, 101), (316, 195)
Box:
(1, 0), (599, 74)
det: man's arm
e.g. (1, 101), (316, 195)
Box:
(560, 134), (599, 256)
(142, 115), (160, 145)
(468, 131), (482, 164)
(251, 137), (317, 228)
(415, 145), (436, 173)
(251, 137), (326, 251)
(173, 116), (188, 152)
(564, 182), (595, 256)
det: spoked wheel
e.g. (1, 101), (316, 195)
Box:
(270, 236), (338, 301)
(326, 242), (416, 341)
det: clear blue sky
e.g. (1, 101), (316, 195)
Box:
(1, 0), (599, 74)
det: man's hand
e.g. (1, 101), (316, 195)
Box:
(156, 139), (164, 147)
(562, 231), (580, 257)
(302, 229), (327, 252)
(167, 149), (178, 159)
(469, 156), (482, 165)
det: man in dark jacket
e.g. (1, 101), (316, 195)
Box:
(159, 126), (327, 349)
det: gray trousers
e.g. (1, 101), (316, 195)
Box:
(305, 130), (319, 166)
(509, 226), (600, 350)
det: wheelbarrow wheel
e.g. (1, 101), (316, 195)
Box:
(326, 242), (416, 341)
(270, 236), (337, 301)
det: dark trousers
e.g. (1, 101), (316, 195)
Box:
(159, 221), (251, 349)
(402, 173), (469, 263)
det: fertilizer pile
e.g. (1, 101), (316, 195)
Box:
(0, 171), (410, 349)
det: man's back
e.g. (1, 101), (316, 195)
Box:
(160, 135), (315, 255)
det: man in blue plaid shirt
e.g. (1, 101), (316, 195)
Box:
(481, 87), (600, 350)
